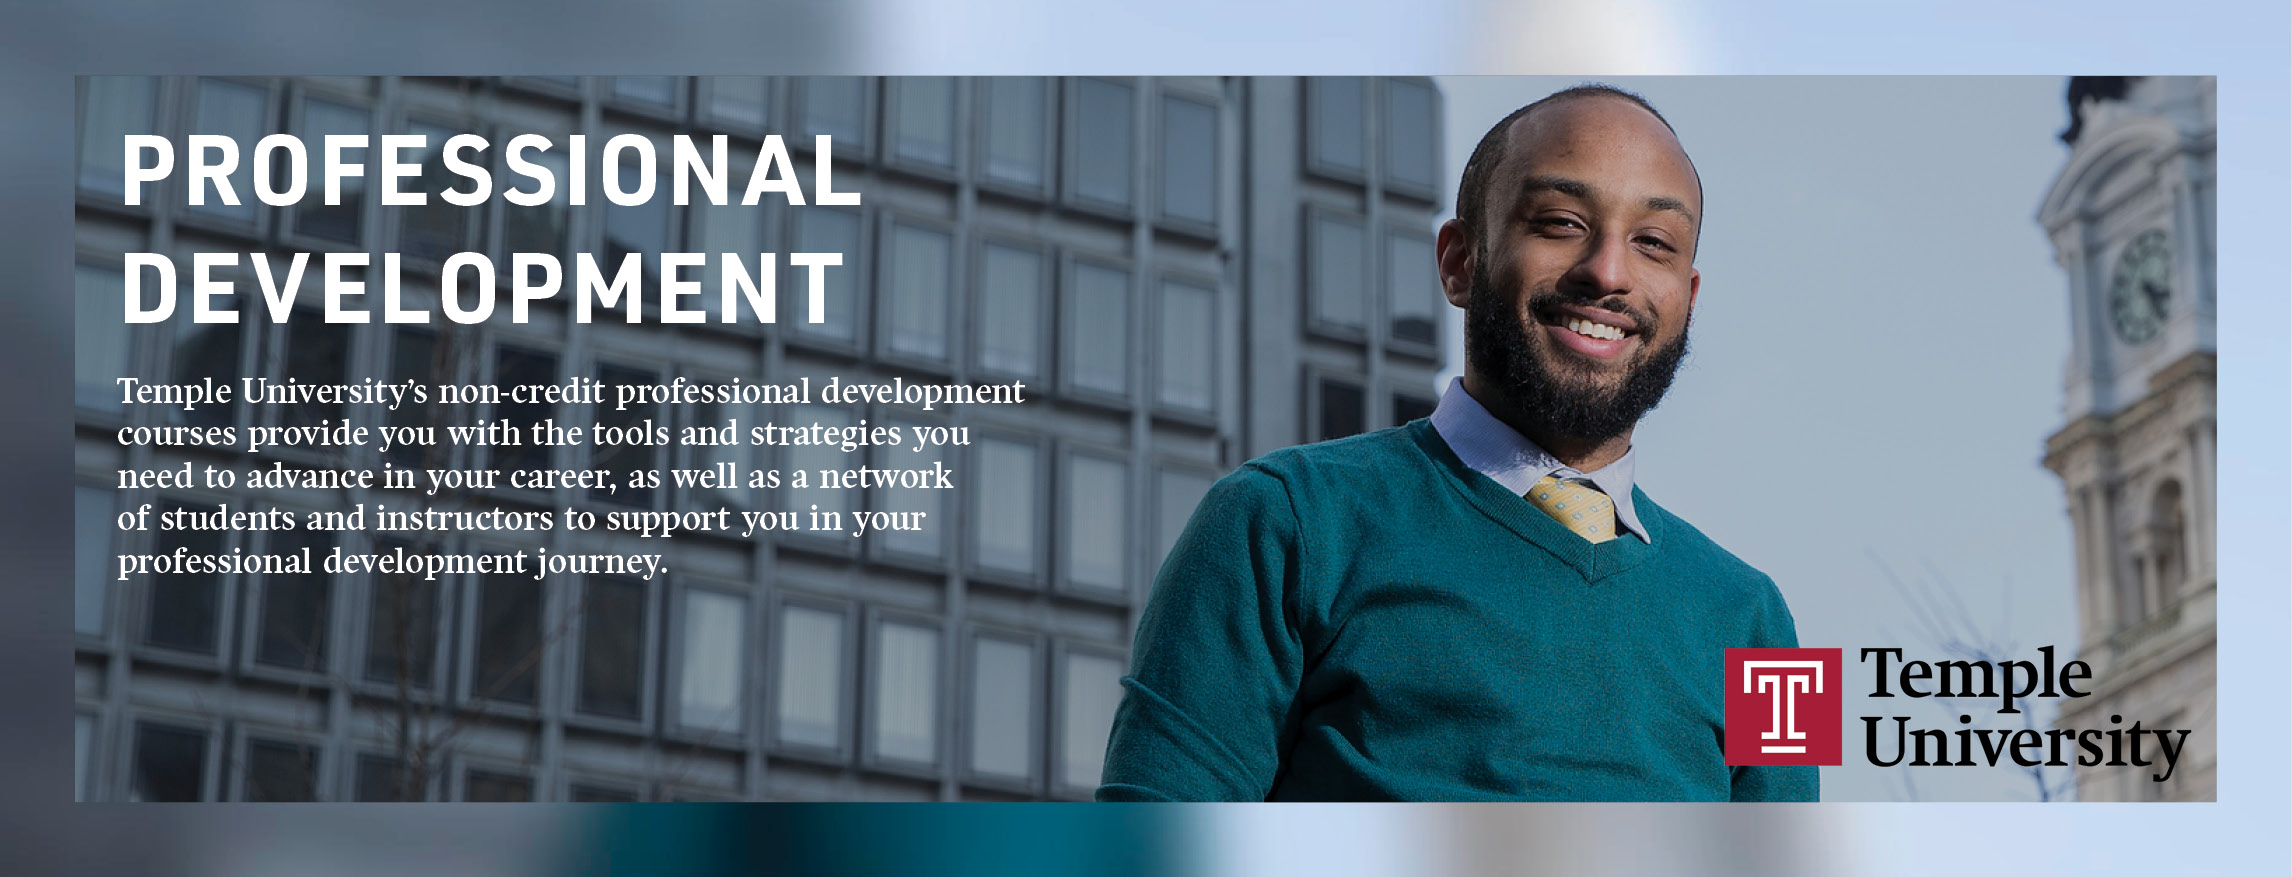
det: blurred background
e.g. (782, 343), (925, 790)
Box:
(71, 73), (2215, 807)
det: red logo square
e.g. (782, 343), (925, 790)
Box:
(1725, 648), (1843, 767)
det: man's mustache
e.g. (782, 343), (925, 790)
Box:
(1524, 291), (1654, 333)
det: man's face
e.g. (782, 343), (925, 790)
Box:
(1442, 96), (1703, 445)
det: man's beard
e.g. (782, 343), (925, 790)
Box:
(1464, 259), (1690, 446)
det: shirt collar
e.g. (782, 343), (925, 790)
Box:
(1428, 377), (1651, 543)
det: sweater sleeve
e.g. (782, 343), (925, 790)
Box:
(1096, 464), (1307, 802)
(1729, 574), (1821, 802)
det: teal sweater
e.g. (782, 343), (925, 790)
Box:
(1097, 420), (1816, 802)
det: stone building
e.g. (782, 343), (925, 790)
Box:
(2038, 75), (2216, 801)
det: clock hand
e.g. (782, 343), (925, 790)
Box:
(2144, 280), (2169, 313)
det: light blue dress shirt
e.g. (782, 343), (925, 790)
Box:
(1426, 377), (1651, 543)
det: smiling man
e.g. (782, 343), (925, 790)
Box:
(1096, 85), (1815, 802)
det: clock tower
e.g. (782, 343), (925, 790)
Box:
(2037, 76), (2215, 801)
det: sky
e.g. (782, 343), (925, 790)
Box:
(1433, 76), (2080, 801)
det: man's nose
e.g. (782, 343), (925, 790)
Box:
(1562, 231), (1634, 297)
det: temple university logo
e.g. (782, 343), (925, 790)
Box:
(1724, 648), (1843, 767)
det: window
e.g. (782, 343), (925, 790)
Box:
(980, 78), (1050, 191)
(502, 149), (569, 259)
(79, 76), (158, 198)
(1070, 78), (1134, 210)
(242, 739), (319, 802)
(971, 436), (1040, 579)
(354, 753), (414, 802)
(1307, 77), (1367, 179)
(882, 220), (954, 363)
(571, 783), (640, 802)
(75, 714), (94, 802)
(685, 384), (757, 513)
(364, 539), (439, 690)
(2150, 480), (2188, 599)
(683, 384), (756, 515)
(786, 207), (865, 346)
(602, 154), (669, 294)
(775, 603), (846, 751)
(1058, 651), (1124, 795)
(576, 575), (649, 721)
(888, 77), (957, 169)
(1317, 376), (1366, 441)
(1393, 392), (1436, 426)
(75, 265), (129, 412)
(188, 79), (267, 224)
(77, 486), (113, 638)
(781, 403), (855, 524)
(1154, 277), (1217, 417)
(489, 346), (558, 476)
(703, 76), (769, 129)
(398, 122), (479, 263)
(967, 634), (1037, 784)
(872, 421), (946, 560)
(675, 588), (747, 735)
(294, 99), (369, 244)
(1062, 454), (1129, 596)
(1154, 468), (1214, 573)
(1386, 227), (1440, 350)
(254, 527), (332, 674)
(464, 769), (533, 802)
(975, 242), (1045, 379)
(1383, 79), (1440, 196)
(507, 76), (580, 97)
(1159, 94), (1218, 228)
(611, 76), (677, 107)
(688, 190), (771, 323)
(1064, 260), (1130, 401)
(870, 619), (940, 767)
(143, 498), (225, 655)
(1308, 211), (1369, 334)
(170, 294), (244, 428)
(130, 721), (208, 802)
(592, 363), (662, 508)
(799, 77), (871, 151)
(281, 312), (352, 429)
(385, 327), (440, 469)
(471, 567), (543, 706)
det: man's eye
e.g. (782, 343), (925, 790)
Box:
(1530, 217), (1583, 232)
(1635, 235), (1675, 252)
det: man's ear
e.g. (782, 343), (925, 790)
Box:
(1687, 267), (1701, 313)
(1436, 218), (1476, 309)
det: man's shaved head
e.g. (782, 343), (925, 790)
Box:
(1453, 84), (1699, 246)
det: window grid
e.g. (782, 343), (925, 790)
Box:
(73, 76), (1444, 802)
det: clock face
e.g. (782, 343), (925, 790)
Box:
(2108, 228), (2173, 345)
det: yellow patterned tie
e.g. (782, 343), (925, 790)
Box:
(1526, 475), (1618, 544)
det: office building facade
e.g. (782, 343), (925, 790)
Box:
(73, 76), (1447, 801)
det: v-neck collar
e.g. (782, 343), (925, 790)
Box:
(1409, 420), (1657, 585)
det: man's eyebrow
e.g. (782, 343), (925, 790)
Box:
(1521, 174), (1699, 227)
(1520, 174), (1592, 199)
(1645, 195), (1698, 227)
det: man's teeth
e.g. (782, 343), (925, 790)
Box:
(1565, 318), (1626, 341)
